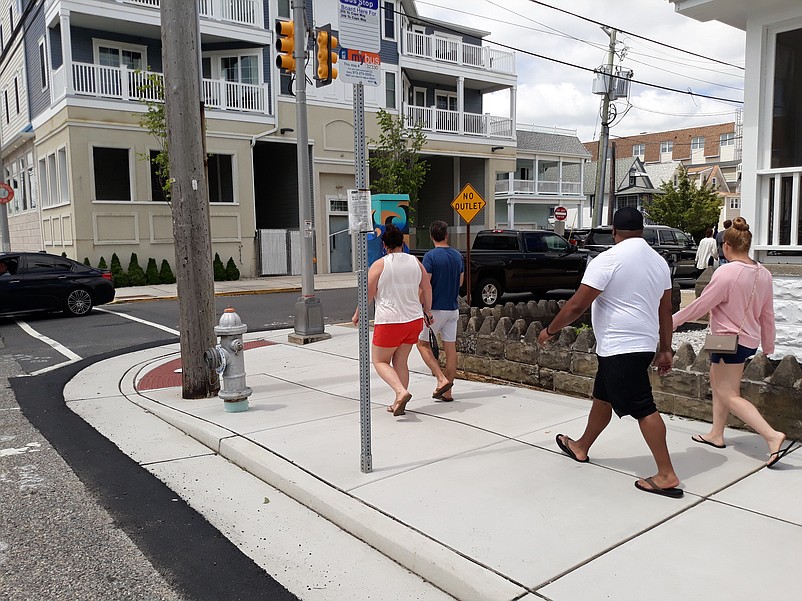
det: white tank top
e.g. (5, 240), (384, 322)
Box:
(374, 252), (423, 324)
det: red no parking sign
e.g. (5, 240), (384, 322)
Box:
(554, 206), (567, 221)
(0, 182), (13, 205)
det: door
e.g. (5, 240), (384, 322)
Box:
(21, 254), (77, 311)
(329, 215), (352, 273)
(0, 255), (23, 314)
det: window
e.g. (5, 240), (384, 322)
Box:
(385, 71), (396, 109)
(149, 150), (168, 202)
(220, 55), (259, 84)
(92, 147), (131, 201)
(38, 39), (48, 90)
(771, 27), (801, 168)
(47, 153), (57, 206)
(660, 141), (673, 154)
(94, 41), (145, 70)
(383, 1), (395, 40)
(13, 77), (19, 114)
(729, 197), (741, 210)
(57, 148), (68, 204)
(632, 143), (645, 158)
(277, 0), (290, 19)
(473, 234), (519, 251)
(207, 154), (234, 203)
(720, 132), (735, 147)
(524, 232), (545, 252)
(543, 233), (570, 253)
(691, 136), (704, 150)
(3, 89), (8, 123)
(435, 92), (457, 111)
(411, 87), (426, 107)
(38, 157), (48, 207)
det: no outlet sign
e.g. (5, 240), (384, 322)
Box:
(554, 206), (567, 221)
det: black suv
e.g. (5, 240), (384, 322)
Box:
(583, 225), (701, 282)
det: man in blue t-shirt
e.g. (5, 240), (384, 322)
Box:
(417, 220), (464, 401)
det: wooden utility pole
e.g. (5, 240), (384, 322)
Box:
(161, 0), (218, 398)
(591, 27), (617, 228)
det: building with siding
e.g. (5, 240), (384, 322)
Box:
(0, 0), (518, 276)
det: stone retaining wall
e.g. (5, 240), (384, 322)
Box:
(453, 298), (802, 439)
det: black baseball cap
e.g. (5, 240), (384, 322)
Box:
(612, 207), (644, 231)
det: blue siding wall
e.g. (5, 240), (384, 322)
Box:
(23, 1), (48, 119)
(406, 79), (484, 114)
(70, 27), (163, 71)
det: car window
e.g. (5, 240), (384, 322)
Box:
(543, 234), (570, 253)
(473, 234), (519, 251)
(659, 229), (679, 245)
(24, 256), (73, 273)
(643, 228), (657, 245)
(523, 232), (545, 252)
(0, 256), (19, 275)
(674, 230), (694, 246)
(589, 231), (614, 245)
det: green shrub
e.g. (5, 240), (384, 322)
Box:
(213, 253), (226, 281)
(61, 252), (68, 258)
(110, 253), (123, 274)
(113, 270), (130, 288)
(159, 259), (176, 284)
(145, 258), (160, 284)
(225, 257), (240, 281)
(98, 257), (108, 269)
(83, 257), (91, 266)
(128, 253), (147, 286)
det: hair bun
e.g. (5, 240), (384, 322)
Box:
(732, 217), (749, 232)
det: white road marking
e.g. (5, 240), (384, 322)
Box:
(94, 306), (180, 336)
(16, 320), (82, 362)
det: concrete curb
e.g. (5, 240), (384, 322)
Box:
(111, 287), (302, 305)
(137, 395), (527, 601)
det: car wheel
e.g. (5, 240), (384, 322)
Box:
(473, 278), (502, 308)
(65, 288), (93, 316)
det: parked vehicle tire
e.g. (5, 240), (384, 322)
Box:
(474, 278), (503, 308)
(65, 288), (93, 316)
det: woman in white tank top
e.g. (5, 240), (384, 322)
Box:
(352, 225), (433, 416)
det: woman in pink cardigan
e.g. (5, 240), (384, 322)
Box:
(673, 218), (794, 468)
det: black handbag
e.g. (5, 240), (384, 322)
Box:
(425, 313), (439, 360)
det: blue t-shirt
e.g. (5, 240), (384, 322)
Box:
(423, 246), (464, 311)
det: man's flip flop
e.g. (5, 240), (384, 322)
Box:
(432, 382), (454, 399)
(691, 434), (726, 449)
(555, 434), (588, 463)
(388, 393), (413, 416)
(635, 477), (684, 498)
(767, 439), (798, 468)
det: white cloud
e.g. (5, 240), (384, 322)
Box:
(416, 0), (745, 141)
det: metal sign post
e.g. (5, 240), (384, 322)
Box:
(451, 184), (486, 308)
(351, 84), (373, 473)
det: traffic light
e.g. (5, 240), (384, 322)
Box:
(315, 25), (338, 87)
(275, 19), (295, 73)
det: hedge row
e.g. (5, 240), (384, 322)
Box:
(80, 252), (240, 287)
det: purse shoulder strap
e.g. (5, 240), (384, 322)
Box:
(736, 264), (761, 335)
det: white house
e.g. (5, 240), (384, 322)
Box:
(671, 0), (802, 358)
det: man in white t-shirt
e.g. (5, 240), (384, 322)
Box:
(537, 207), (682, 498)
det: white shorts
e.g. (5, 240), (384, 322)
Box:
(419, 309), (459, 343)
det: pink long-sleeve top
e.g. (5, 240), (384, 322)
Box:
(672, 261), (775, 355)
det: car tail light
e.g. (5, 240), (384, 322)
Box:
(102, 272), (113, 281)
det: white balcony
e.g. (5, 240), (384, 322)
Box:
(494, 179), (584, 196)
(51, 63), (272, 115)
(125, 0), (262, 27)
(405, 106), (513, 139)
(404, 31), (515, 75)
(756, 166), (802, 250)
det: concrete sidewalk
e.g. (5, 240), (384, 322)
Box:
(64, 324), (800, 600)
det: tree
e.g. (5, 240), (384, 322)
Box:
(644, 166), (722, 240)
(368, 108), (429, 225)
(134, 72), (171, 204)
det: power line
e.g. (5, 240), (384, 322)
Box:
(524, 0), (745, 70)
(406, 6), (743, 105)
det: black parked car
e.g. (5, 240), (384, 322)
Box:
(0, 252), (115, 317)
(583, 225), (702, 282)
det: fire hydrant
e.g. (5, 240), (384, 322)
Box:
(204, 307), (252, 412)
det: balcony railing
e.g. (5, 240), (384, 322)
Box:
(405, 106), (513, 139)
(494, 179), (583, 196)
(55, 63), (271, 114)
(404, 31), (515, 75)
(126, 0), (261, 27)
(757, 166), (802, 249)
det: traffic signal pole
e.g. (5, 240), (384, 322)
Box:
(288, 0), (329, 344)
(591, 27), (616, 228)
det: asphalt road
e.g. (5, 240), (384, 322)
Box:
(0, 287), (360, 601)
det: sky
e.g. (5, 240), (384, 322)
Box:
(415, 0), (745, 143)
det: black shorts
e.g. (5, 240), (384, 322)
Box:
(593, 352), (657, 420)
(711, 344), (757, 365)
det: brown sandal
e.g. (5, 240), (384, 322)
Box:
(388, 392), (412, 416)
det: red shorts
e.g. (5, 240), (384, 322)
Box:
(373, 319), (424, 348)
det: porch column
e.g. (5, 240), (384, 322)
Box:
(60, 10), (73, 94)
(457, 76), (464, 134)
(510, 85), (517, 140)
(508, 199), (515, 229)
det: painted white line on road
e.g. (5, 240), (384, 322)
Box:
(94, 307), (180, 336)
(16, 321), (82, 361)
(16, 320), (83, 376)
